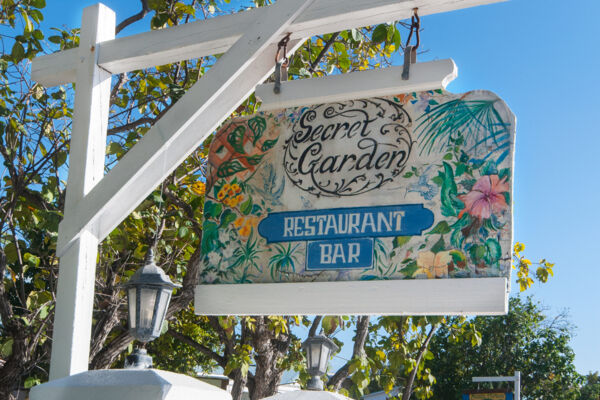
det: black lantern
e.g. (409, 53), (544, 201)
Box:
(124, 249), (180, 368)
(302, 335), (339, 390)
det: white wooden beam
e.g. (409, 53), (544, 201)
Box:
(256, 59), (457, 111)
(56, 0), (312, 256)
(194, 278), (509, 315)
(50, 4), (115, 381)
(32, 0), (504, 86)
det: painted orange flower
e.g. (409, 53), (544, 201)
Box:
(234, 217), (244, 228)
(459, 175), (509, 219)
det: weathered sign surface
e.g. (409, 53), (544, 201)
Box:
(199, 90), (515, 284)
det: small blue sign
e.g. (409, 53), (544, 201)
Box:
(306, 238), (373, 270)
(257, 204), (434, 243)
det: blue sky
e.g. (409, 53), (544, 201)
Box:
(39, 0), (600, 374)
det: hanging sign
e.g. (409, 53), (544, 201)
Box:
(198, 89), (515, 289)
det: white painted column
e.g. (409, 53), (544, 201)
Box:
(50, 4), (115, 380)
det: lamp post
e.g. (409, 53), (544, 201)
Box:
(302, 335), (339, 390)
(124, 249), (181, 368)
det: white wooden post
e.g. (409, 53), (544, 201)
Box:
(50, 4), (115, 380)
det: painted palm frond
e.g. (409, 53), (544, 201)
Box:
(268, 243), (301, 281)
(229, 230), (264, 282)
(416, 98), (511, 160)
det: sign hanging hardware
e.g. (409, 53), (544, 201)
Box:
(402, 8), (420, 80)
(274, 33), (291, 94)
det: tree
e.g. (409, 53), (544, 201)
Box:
(0, 0), (556, 399)
(0, 0), (398, 397)
(580, 372), (600, 400)
(428, 297), (580, 400)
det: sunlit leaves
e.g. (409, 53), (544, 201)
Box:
(513, 242), (554, 291)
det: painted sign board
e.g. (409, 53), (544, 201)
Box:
(198, 89), (515, 293)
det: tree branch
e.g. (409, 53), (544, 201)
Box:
(308, 316), (322, 337)
(115, 0), (150, 35)
(328, 316), (370, 390)
(401, 325), (437, 400)
(309, 32), (340, 73)
(167, 329), (226, 367)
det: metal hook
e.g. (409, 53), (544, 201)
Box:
(274, 33), (291, 94)
(402, 8), (420, 81)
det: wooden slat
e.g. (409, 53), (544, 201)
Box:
(256, 59), (457, 111)
(194, 278), (509, 315)
(32, 0), (504, 86)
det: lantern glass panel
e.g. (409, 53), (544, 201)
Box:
(152, 289), (171, 335)
(139, 287), (157, 330)
(310, 343), (321, 371)
(318, 345), (330, 373)
(128, 288), (137, 329)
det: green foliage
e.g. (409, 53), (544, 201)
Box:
(429, 297), (580, 400)
(580, 372), (600, 400)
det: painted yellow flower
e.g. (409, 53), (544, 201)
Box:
(190, 181), (206, 196)
(416, 250), (452, 278)
(222, 183), (230, 192)
(231, 183), (241, 193)
(217, 190), (226, 200)
(239, 224), (252, 236)
(234, 217), (244, 228)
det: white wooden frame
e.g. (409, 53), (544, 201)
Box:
(196, 278), (508, 316)
(256, 59), (457, 110)
(32, 0), (505, 380)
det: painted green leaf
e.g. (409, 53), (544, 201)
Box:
(484, 238), (502, 264)
(248, 116), (266, 145)
(455, 163), (467, 176)
(227, 125), (246, 154)
(431, 236), (445, 253)
(261, 138), (278, 152)
(393, 236), (411, 248)
(450, 250), (467, 264)
(204, 201), (222, 219)
(440, 162), (464, 217)
(469, 244), (486, 262)
(201, 221), (219, 255)
(245, 154), (264, 166)
(220, 208), (237, 227)
(217, 159), (246, 178)
(450, 228), (464, 248)
(427, 221), (451, 235)
(240, 197), (253, 215)
(400, 261), (419, 278)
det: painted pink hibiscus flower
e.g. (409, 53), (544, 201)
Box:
(459, 175), (509, 219)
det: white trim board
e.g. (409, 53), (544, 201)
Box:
(32, 0), (503, 86)
(194, 277), (508, 315)
(256, 59), (457, 111)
